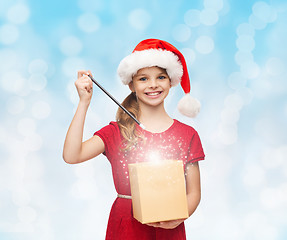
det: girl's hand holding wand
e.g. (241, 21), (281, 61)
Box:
(75, 70), (93, 105)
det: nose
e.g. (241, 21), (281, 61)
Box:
(149, 78), (158, 88)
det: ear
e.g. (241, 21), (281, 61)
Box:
(128, 82), (135, 92)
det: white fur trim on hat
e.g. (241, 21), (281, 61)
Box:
(177, 94), (201, 118)
(117, 49), (183, 86)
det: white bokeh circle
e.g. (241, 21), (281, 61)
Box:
(240, 61), (260, 79)
(236, 23), (255, 36)
(28, 59), (48, 75)
(28, 74), (47, 91)
(184, 9), (201, 27)
(180, 48), (196, 66)
(195, 36), (214, 54)
(265, 57), (285, 76)
(6, 96), (26, 115)
(31, 101), (51, 119)
(128, 9), (151, 31)
(7, 3), (30, 25)
(200, 8), (219, 26)
(172, 24), (191, 42)
(0, 24), (19, 45)
(203, 0), (224, 12)
(252, 1), (277, 23)
(60, 36), (83, 56)
(236, 35), (255, 52)
(77, 13), (101, 33)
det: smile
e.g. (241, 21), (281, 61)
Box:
(145, 91), (162, 96)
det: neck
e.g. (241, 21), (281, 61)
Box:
(138, 103), (173, 133)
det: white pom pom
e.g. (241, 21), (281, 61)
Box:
(177, 94), (201, 118)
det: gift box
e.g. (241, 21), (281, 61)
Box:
(128, 160), (189, 224)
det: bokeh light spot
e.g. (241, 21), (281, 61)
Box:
(28, 74), (47, 91)
(236, 35), (255, 52)
(172, 24), (191, 42)
(0, 49), (19, 73)
(200, 8), (219, 26)
(6, 96), (26, 115)
(77, 13), (101, 33)
(17, 118), (36, 137)
(62, 57), (86, 77)
(224, 93), (244, 110)
(128, 9), (151, 30)
(240, 61), (260, 79)
(249, 14), (267, 30)
(265, 57), (285, 76)
(77, 0), (104, 12)
(220, 108), (240, 124)
(227, 72), (247, 90)
(195, 36), (214, 54)
(237, 87), (253, 105)
(7, 3), (30, 24)
(184, 9), (201, 27)
(60, 36), (83, 56)
(180, 48), (196, 66)
(252, 1), (277, 23)
(28, 59), (48, 75)
(217, 123), (238, 145)
(0, 24), (19, 45)
(236, 23), (255, 36)
(1, 71), (25, 94)
(31, 101), (51, 119)
(203, 0), (223, 11)
(234, 50), (254, 66)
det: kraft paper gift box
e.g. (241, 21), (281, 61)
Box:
(128, 160), (189, 224)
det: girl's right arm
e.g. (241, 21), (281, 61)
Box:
(63, 70), (105, 164)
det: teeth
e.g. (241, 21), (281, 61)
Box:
(146, 92), (160, 96)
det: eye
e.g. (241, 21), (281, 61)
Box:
(158, 75), (166, 80)
(139, 77), (147, 81)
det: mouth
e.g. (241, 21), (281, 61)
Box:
(145, 91), (162, 96)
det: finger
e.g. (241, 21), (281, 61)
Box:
(78, 75), (93, 86)
(75, 81), (92, 92)
(78, 70), (87, 79)
(85, 84), (93, 93)
(146, 222), (159, 228)
(87, 70), (92, 77)
(77, 70), (91, 79)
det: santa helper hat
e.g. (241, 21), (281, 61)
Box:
(117, 38), (200, 118)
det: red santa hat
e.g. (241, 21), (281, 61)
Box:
(117, 38), (200, 118)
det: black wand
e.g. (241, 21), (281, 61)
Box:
(88, 74), (145, 129)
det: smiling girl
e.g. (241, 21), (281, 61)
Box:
(63, 39), (205, 240)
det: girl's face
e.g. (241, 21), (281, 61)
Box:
(129, 66), (171, 108)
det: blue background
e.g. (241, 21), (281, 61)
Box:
(1, 0), (287, 239)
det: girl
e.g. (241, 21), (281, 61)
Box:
(63, 39), (205, 240)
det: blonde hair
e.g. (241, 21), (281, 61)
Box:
(116, 92), (141, 150)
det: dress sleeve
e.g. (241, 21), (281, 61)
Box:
(187, 130), (205, 164)
(94, 122), (120, 161)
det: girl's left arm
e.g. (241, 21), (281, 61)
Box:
(185, 161), (201, 216)
(146, 161), (201, 229)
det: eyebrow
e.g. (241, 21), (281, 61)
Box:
(134, 71), (168, 77)
(134, 73), (147, 77)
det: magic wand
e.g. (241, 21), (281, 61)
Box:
(88, 74), (145, 129)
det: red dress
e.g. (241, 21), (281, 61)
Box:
(94, 120), (205, 240)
